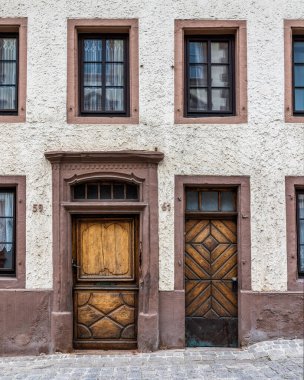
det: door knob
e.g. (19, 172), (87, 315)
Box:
(72, 259), (80, 269)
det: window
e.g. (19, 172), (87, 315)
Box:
(174, 20), (247, 124)
(73, 181), (139, 201)
(79, 34), (129, 116)
(185, 36), (234, 117)
(297, 191), (304, 276)
(0, 18), (27, 123)
(284, 20), (304, 122)
(67, 19), (139, 124)
(0, 189), (15, 275)
(293, 37), (304, 115)
(186, 188), (236, 212)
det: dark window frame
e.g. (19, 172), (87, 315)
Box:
(292, 35), (304, 116)
(296, 189), (304, 277)
(0, 187), (16, 276)
(184, 35), (235, 118)
(78, 33), (130, 117)
(0, 32), (19, 115)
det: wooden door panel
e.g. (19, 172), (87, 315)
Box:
(77, 219), (134, 281)
(185, 219), (238, 347)
(75, 290), (136, 341)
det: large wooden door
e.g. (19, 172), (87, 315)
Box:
(72, 216), (138, 349)
(185, 218), (238, 347)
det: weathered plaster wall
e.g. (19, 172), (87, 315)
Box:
(0, 0), (303, 291)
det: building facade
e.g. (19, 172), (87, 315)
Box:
(0, 0), (303, 355)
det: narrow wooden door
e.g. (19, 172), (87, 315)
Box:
(185, 219), (238, 347)
(72, 217), (138, 349)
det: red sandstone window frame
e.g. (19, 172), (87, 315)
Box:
(67, 19), (139, 124)
(285, 176), (304, 291)
(0, 176), (26, 289)
(0, 18), (27, 123)
(174, 20), (247, 124)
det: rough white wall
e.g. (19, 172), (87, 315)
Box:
(0, 0), (303, 291)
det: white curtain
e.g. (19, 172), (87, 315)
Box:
(0, 192), (14, 252)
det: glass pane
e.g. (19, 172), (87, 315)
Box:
(87, 184), (98, 199)
(106, 40), (124, 62)
(299, 220), (304, 244)
(83, 39), (102, 62)
(294, 41), (304, 63)
(0, 243), (13, 270)
(211, 65), (229, 87)
(186, 191), (199, 211)
(100, 185), (111, 199)
(0, 86), (16, 110)
(189, 42), (207, 63)
(106, 63), (124, 86)
(126, 184), (138, 199)
(84, 63), (102, 86)
(211, 89), (230, 111)
(295, 89), (304, 112)
(298, 194), (304, 219)
(211, 42), (229, 63)
(299, 245), (304, 274)
(84, 87), (102, 112)
(105, 88), (124, 112)
(0, 192), (14, 217)
(0, 38), (16, 60)
(113, 184), (125, 199)
(0, 218), (13, 243)
(74, 184), (85, 199)
(294, 65), (304, 87)
(221, 191), (235, 211)
(0, 62), (16, 85)
(201, 192), (219, 211)
(189, 88), (208, 111)
(189, 65), (207, 86)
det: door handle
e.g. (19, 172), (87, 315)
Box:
(231, 277), (238, 291)
(72, 259), (80, 269)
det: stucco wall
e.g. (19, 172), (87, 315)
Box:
(0, 0), (303, 291)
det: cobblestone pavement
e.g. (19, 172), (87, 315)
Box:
(0, 339), (303, 380)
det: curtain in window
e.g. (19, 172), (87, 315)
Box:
(0, 38), (17, 111)
(0, 192), (14, 269)
(299, 194), (304, 273)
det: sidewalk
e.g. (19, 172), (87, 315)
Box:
(0, 339), (303, 379)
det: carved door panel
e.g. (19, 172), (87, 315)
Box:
(73, 217), (138, 349)
(185, 219), (238, 347)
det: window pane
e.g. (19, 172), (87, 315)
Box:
(106, 40), (124, 62)
(100, 185), (111, 199)
(0, 218), (13, 244)
(84, 63), (102, 86)
(84, 87), (102, 112)
(294, 65), (304, 87)
(0, 38), (16, 60)
(106, 63), (124, 86)
(201, 192), (218, 211)
(189, 42), (207, 63)
(211, 42), (229, 63)
(299, 220), (304, 244)
(221, 192), (235, 211)
(295, 89), (304, 112)
(298, 194), (304, 219)
(211, 89), (230, 111)
(0, 86), (16, 110)
(126, 184), (138, 199)
(211, 65), (229, 87)
(105, 88), (124, 111)
(87, 184), (98, 199)
(0, 62), (16, 85)
(186, 191), (199, 211)
(294, 42), (304, 63)
(0, 243), (13, 270)
(299, 245), (304, 274)
(84, 40), (102, 62)
(189, 65), (207, 86)
(0, 192), (14, 217)
(189, 88), (208, 111)
(74, 184), (85, 199)
(113, 184), (124, 199)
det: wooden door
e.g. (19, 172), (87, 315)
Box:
(185, 219), (238, 347)
(72, 217), (138, 349)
